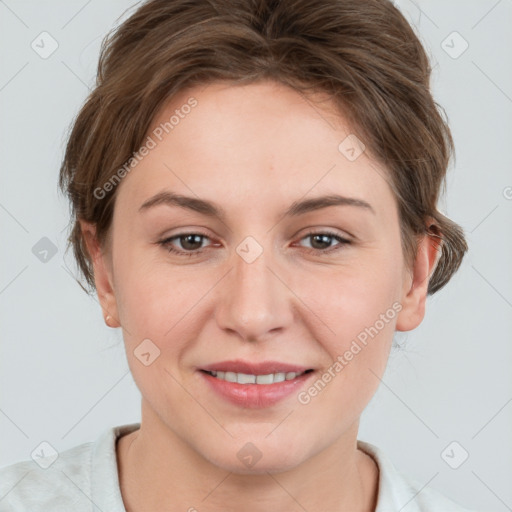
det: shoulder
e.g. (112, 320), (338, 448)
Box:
(0, 440), (93, 511)
(0, 423), (140, 512)
(357, 440), (480, 512)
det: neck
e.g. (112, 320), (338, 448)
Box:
(117, 405), (379, 512)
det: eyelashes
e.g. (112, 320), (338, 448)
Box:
(157, 230), (352, 258)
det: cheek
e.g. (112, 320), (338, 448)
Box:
(296, 253), (401, 398)
(300, 250), (402, 340)
(113, 242), (199, 339)
(112, 254), (221, 399)
(114, 260), (200, 401)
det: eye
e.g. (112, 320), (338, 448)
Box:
(157, 229), (351, 258)
(158, 232), (213, 257)
(297, 230), (351, 254)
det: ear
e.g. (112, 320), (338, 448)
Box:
(395, 225), (442, 332)
(79, 219), (120, 328)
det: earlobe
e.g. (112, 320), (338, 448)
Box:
(395, 228), (442, 332)
(79, 220), (120, 328)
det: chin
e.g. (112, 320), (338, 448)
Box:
(200, 437), (309, 476)
(212, 452), (304, 475)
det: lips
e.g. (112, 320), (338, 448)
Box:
(196, 359), (317, 408)
(198, 365), (316, 408)
(199, 360), (314, 375)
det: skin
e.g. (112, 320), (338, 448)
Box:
(80, 80), (439, 512)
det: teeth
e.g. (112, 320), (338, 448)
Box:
(207, 370), (305, 385)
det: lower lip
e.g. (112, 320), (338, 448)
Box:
(198, 370), (315, 409)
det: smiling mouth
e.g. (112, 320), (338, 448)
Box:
(200, 369), (314, 385)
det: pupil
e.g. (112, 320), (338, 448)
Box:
(181, 234), (202, 250)
(312, 234), (331, 249)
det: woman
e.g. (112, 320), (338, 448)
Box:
(0, 0), (475, 510)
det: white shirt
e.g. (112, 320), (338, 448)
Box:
(0, 422), (477, 511)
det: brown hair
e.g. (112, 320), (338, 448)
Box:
(58, 0), (468, 296)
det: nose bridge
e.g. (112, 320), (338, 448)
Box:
(216, 234), (293, 340)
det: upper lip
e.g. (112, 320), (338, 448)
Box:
(199, 360), (313, 375)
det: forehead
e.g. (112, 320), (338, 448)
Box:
(115, 80), (395, 218)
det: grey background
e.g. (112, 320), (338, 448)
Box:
(1, 1), (511, 510)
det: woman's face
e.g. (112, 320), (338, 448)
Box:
(84, 80), (434, 473)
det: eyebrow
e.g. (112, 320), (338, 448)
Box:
(138, 191), (375, 220)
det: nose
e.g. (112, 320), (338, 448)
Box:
(214, 238), (295, 342)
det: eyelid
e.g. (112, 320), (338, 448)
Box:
(158, 227), (213, 241)
(297, 225), (353, 241)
